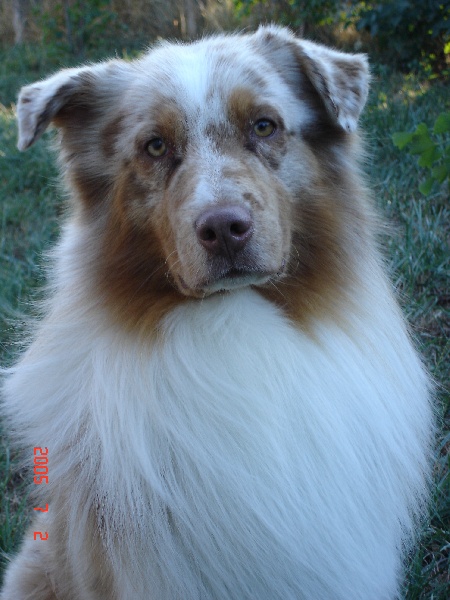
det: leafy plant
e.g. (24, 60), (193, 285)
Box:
(233, 0), (341, 30)
(350, 0), (450, 75)
(392, 112), (450, 195)
(33, 0), (126, 57)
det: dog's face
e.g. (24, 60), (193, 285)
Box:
(107, 41), (304, 297)
(17, 26), (369, 328)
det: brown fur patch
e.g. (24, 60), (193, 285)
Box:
(257, 158), (370, 326)
(227, 88), (287, 168)
(227, 87), (259, 131)
(94, 167), (185, 336)
(333, 59), (365, 80)
(139, 101), (187, 149)
(101, 114), (125, 158)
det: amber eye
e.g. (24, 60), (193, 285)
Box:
(146, 137), (167, 157)
(253, 119), (276, 138)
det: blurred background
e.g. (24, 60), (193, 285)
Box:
(0, 1), (449, 598)
(0, 1), (448, 103)
(0, 0), (450, 73)
(0, 0), (448, 75)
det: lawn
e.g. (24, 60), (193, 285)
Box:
(0, 45), (449, 597)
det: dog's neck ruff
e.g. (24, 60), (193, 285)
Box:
(5, 264), (432, 599)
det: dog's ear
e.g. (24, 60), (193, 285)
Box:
(296, 39), (369, 132)
(17, 67), (86, 151)
(254, 26), (369, 132)
(17, 61), (128, 151)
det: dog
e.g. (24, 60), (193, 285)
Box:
(1, 25), (434, 600)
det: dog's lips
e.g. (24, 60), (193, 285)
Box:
(202, 269), (272, 294)
(177, 260), (287, 297)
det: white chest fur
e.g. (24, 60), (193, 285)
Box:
(4, 287), (432, 600)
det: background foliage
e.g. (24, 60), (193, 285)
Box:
(393, 113), (450, 196)
(350, 0), (450, 74)
(0, 1), (449, 598)
(0, 1), (449, 76)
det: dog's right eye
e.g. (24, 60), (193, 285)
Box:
(146, 138), (167, 158)
(253, 119), (276, 138)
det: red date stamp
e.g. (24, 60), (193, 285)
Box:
(33, 447), (49, 541)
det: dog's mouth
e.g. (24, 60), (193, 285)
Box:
(177, 261), (287, 297)
(201, 268), (273, 295)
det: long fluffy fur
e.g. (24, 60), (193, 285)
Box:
(1, 25), (434, 600)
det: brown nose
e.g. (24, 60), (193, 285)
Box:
(195, 206), (253, 260)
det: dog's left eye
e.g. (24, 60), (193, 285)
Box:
(253, 119), (276, 138)
(146, 138), (167, 158)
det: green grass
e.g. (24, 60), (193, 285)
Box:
(362, 70), (450, 598)
(0, 47), (449, 597)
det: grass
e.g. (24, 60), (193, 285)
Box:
(0, 45), (449, 597)
(362, 69), (450, 598)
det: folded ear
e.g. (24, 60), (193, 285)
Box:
(16, 61), (128, 151)
(254, 25), (370, 133)
(17, 67), (86, 151)
(296, 39), (369, 132)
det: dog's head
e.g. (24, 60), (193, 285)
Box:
(17, 26), (370, 328)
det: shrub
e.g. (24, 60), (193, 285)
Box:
(392, 112), (450, 196)
(350, 1), (450, 75)
(233, 0), (342, 36)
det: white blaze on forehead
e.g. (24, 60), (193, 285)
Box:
(166, 47), (212, 114)
(137, 41), (219, 122)
(137, 36), (308, 136)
